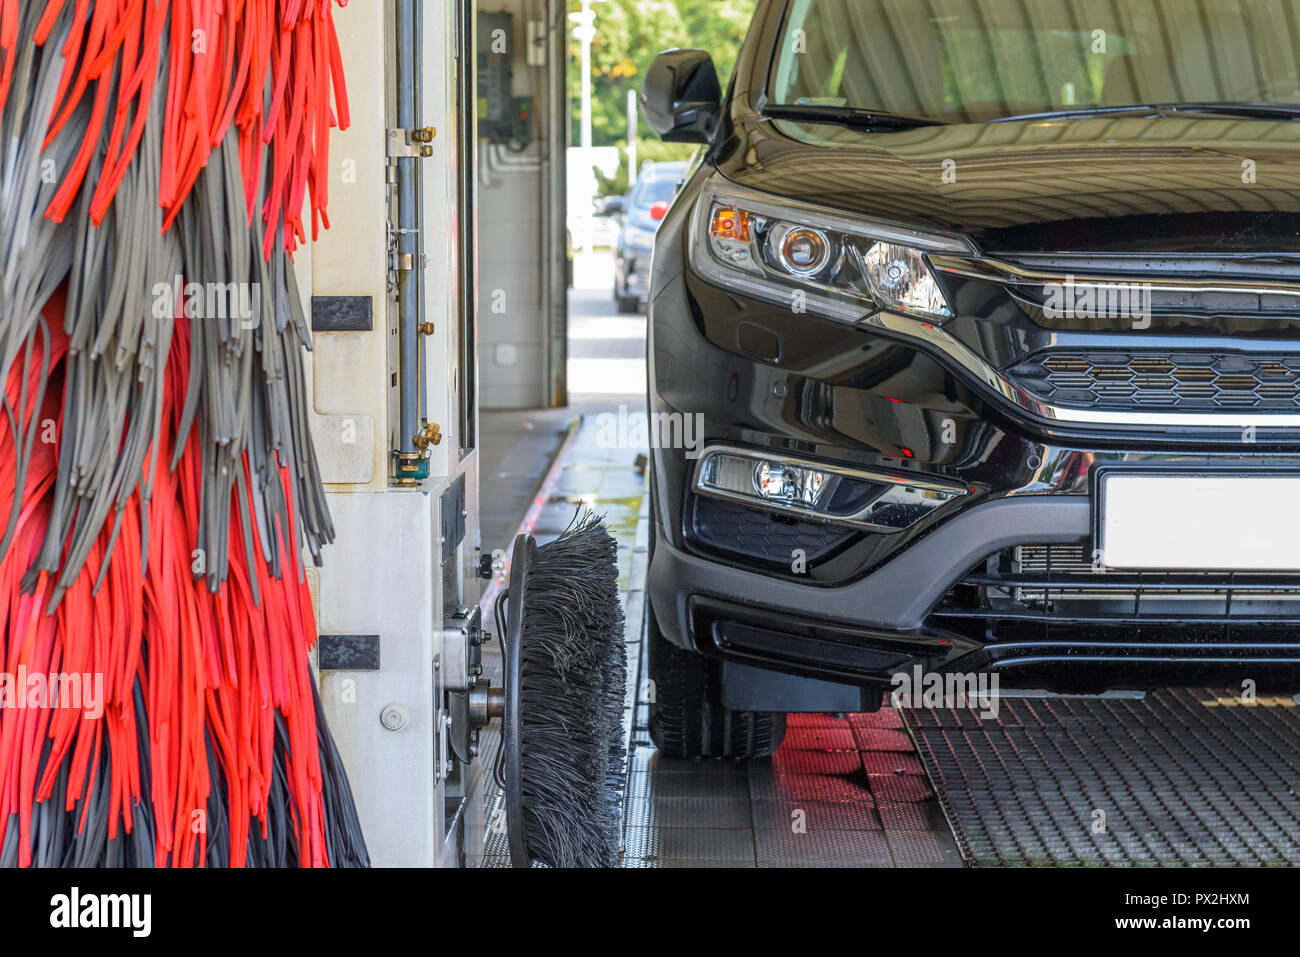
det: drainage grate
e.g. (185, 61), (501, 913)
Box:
(905, 689), (1300, 866)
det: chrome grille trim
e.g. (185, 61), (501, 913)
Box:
(929, 253), (1300, 299)
(860, 309), (1300, 429)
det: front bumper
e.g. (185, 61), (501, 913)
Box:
(649, 492), (1300, 692)
(651, 495), (1089, 639)
(647, 173), (1300, 693)
(648, 495), (1085, 681)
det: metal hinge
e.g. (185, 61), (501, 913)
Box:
(385, 229), (425, 289)
(387, 126), (437, 159)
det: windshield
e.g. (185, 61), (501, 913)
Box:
(770, 0), (1300, 123)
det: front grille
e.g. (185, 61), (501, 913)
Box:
(987, 544), (1300, 611)
(929, 543), (1300, 687)
(1006, 349), (1300, 411)
(932, 542), (1300, 638)
(985, 254), (1300, 317)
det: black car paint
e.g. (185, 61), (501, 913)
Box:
(718, 116), (1300, 255)
(645, 0), (1300, 696)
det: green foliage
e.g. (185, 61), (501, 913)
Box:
(569, 0), (757, 148)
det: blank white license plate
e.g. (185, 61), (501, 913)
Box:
(1098, 472), (1300, 571)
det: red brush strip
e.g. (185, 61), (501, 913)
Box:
(0, 0), (351, 865)
(0, 297), (330, 866)
(18, 0), (350, 258)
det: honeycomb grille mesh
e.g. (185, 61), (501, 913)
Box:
(1006, 350), (1300, 410)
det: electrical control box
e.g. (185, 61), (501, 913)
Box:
(477, 12), (514, 141)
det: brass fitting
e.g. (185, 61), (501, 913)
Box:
(413, 422), (442, 451)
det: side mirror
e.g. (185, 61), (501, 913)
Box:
(640, 49), (721, 144)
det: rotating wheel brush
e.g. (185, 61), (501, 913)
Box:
(497, 512), (628, 868)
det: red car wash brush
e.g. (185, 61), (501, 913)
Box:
(0, 1), (365, 866)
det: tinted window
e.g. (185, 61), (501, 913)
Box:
(772, 0), (1300, 122)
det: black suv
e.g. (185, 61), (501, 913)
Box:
(639, 0), (1300, 758)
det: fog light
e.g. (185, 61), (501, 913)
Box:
(693, 446), (968, 532)
(754, 460), (828, 507)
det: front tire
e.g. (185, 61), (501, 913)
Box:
(645, 458), (786, 760)
(647, 612), (786, 759)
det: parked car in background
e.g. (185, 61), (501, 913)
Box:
(606, 161), (688, 313)
(640, 0), (1300, 759)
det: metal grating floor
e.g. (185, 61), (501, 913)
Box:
(620, 642), (962, 867)
(621, 709), (962, 867)
(906, 690), (1300, 866)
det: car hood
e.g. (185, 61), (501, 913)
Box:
(714, 114), (1300, 255)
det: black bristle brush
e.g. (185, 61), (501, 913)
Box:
(500, 511), (628, 868)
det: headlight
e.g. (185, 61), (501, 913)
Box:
(690, 182), (974, 324)
(859, 242), (954, 319)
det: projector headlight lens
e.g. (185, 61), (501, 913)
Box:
(774, 226), (833, 277)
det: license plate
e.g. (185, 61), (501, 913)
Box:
(1097, 472), (1300, 571)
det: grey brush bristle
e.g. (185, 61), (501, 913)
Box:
(517, 511), (627, 867)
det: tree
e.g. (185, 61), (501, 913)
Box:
(569, 0), (757, 149)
